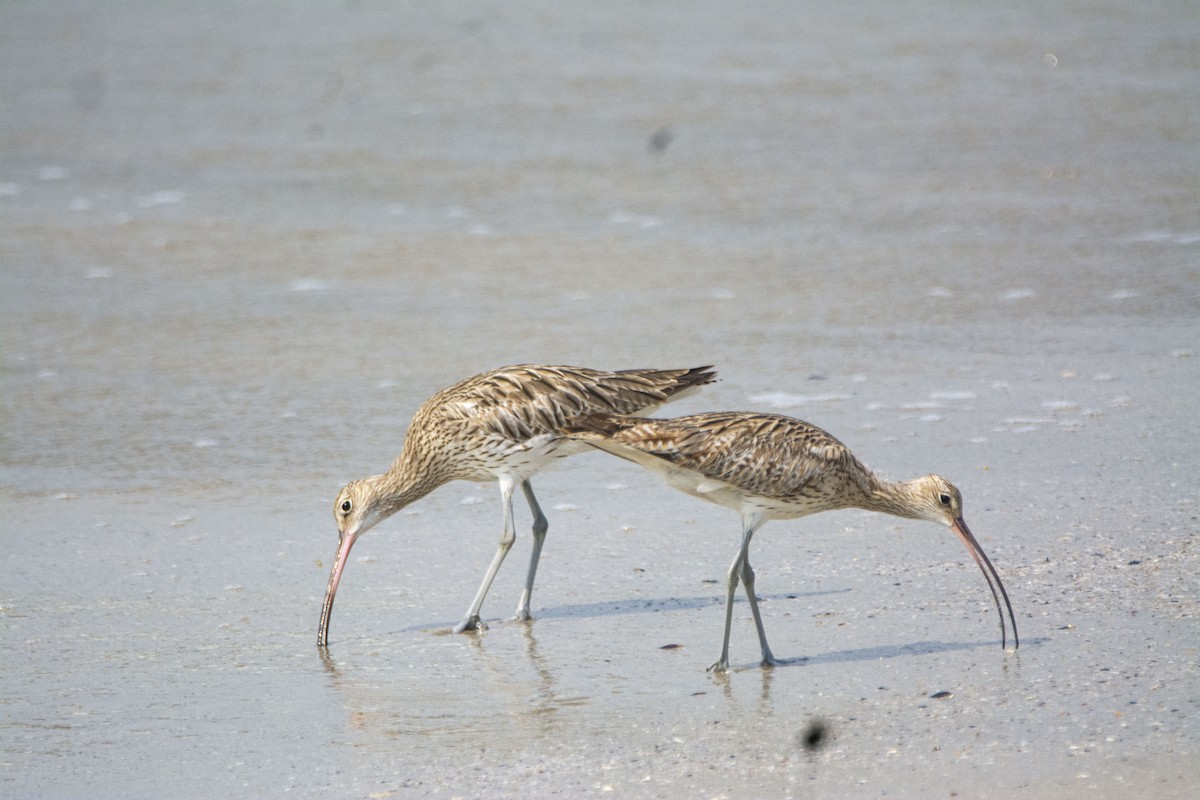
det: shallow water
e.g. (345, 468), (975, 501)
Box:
(3, 1), (1198, 797)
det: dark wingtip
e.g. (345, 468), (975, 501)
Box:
(688, 365), (719, 387)
(621, 364), (718, 391)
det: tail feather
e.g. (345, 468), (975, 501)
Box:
(651, 365), (717, 396)
(615, 365), (717, 415)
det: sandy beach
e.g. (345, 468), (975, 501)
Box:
(2, 2), (1198, 797)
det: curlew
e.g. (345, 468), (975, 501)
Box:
(565, 411), (1018, 672)
(317, 364), (717, 647)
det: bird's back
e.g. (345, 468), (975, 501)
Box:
(401, 365), (717, 482)
(567, 411), (876, 518)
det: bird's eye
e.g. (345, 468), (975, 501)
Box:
(340, 500), (352, 514)
(939, 493), (952, 506)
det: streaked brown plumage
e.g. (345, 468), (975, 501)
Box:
(317, 364), (717, 647)
(566, 411), (1018, 672)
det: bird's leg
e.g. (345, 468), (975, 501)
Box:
(739, 556), (777, 668)
(708, 514), (767, 673)
(454, 475), (519, 633)
(708, 532), (752, 673)
(513, 480), (548, 623)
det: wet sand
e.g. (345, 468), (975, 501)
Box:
(2, 2), (1198, 797)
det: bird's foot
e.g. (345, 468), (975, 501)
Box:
(512, 608), (534, 624)
(707, 658), (730, 674)
(453, 615), (488, 634)
(760, 650), (778, 669)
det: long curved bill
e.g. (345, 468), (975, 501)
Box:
(951, 517), (1019, 651)
(317, 532), (357, 648)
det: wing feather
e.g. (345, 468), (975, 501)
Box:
(429, 364), (715, 444)
(576, 411), (855, 501)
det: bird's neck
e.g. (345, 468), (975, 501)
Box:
(860, 476), (926, 520)
(371, 455), (447, 518)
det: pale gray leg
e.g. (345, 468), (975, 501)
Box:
(740, 556), (776, 667)
(709, 531), (751, 672)
(513, 479), (549, 622)
(454, 475), (518, 633)
(708, 514), (767, 673)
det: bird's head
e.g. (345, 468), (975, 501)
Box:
(319, 475), (388, 648)
(333, 477), (388, 540)
(905, 473), (1018, 652)
(907, 474), (964, 527)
